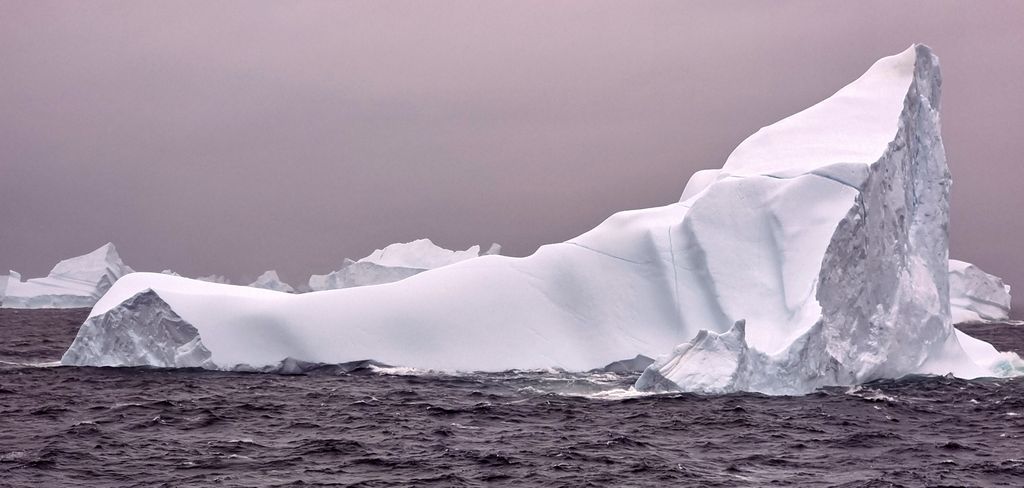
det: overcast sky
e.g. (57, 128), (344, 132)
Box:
(2, 1), (1022, 312)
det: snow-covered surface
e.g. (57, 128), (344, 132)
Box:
(949, 260), (1011, 323)
(61, 45), (1022, 394)
(308, 239), (498, 291)
(248, 270), (295, 293)
(678, 169), (720, 202)
(2, 244), (134, 309)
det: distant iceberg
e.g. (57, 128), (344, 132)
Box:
(0, 273), (12, 302)
(308, 239), (500, 291)
(2, 243), (134, 309)
(195, 274), (232, 285)
(949, 260), (1011, 324)
(61, 45), (1022, 394)
(248, 270), (295, 293)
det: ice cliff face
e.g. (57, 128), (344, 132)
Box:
(62, 290), (213, 368)
(248, 270), (295, 293)
(308, 239), (499, 291)
(949, 260), (1011, 323)
(2, 243), (135, 309)
(637, 45), (1019, 394)
(61, 45), (1021, 394)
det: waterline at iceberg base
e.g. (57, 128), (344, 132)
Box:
(61, 45), (1022, 394)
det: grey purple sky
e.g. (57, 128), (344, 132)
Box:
(2, 1), (1023, 311)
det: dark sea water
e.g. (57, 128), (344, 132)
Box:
(1, 309), (1023, 487)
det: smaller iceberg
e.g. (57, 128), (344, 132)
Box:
(308, 238), (500, 291)
(248, 270), (294, 293)
(0, 272), (11, 302)
(0, 272), (13, 304)
(2, 243), (134, 309)
(949, 260), (1012, 323)
(196, 274), (232, 285)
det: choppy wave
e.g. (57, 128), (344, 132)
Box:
(2, 308), (1023, 486)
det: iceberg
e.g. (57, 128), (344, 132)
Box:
(195, 274), (231, 285)
(949, 259), (1011, 323)
(3, 243), (135, 309)
(308, 262), (422, 291)
(308, 239), (499, 291)
(0, 272), (11, 302)
(62, 45), (1021, 394)
(483, 243), (502, 256)
(248, 270), (295, 293)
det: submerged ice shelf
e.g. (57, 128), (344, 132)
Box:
(62, 45), (1022, 394)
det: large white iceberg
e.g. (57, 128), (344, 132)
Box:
(248, 270), (295, 293)
(308, 239), (499, 291)
(3, 243), (135, 309)
(948, 259), (1011, 323)
(62, 45), (1021, 394)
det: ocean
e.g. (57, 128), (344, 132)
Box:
(1, 308), (1022, 487)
